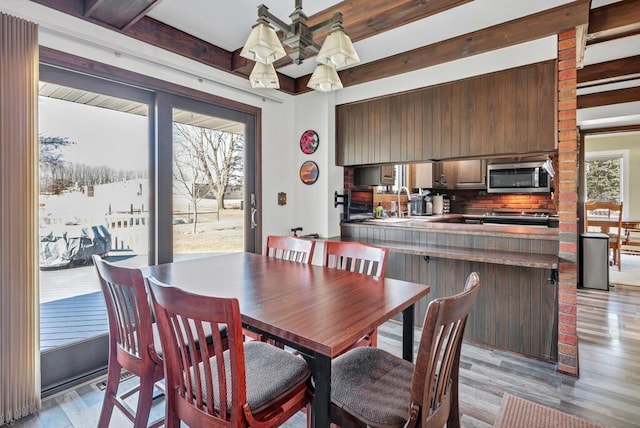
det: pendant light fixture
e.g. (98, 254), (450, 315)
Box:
(240, 1), (359, 91)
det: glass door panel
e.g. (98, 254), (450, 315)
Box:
(38, 80), (151, 392)
(172, 108), (245, 261)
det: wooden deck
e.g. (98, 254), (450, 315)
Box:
(40, 292), (108, 351)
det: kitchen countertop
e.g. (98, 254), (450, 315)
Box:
(351, 215), (559, 240)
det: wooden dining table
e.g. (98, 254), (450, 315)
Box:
(147, 252), (430, 428)
(586, 216), (640, 234)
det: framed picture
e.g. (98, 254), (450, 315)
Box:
(300, 161), (319, 185)
(300, 129), (319, 154)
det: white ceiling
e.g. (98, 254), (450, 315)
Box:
(145, 0), (640, 130)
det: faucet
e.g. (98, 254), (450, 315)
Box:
(397, 186), (411, 217)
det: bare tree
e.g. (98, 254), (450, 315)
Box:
(173, 132), (212, 231)
(39, 135), (74, 194)
(173, 123), (243, 212)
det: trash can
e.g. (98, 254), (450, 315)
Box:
(580, 232), (610, 290)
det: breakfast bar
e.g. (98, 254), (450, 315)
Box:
(338, 218), (560, 363)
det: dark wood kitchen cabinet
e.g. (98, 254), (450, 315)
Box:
(432, 159), (486, 189)
(335, 60), (556, 166)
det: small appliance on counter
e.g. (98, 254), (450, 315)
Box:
(433, 194), (444, 215)
(409, 194), (425, 216)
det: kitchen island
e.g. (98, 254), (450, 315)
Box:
(339, 219), (560, 363)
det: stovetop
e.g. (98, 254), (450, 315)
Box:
(483, 212), (549, 220)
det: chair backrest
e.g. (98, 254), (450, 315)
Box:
(146, 276), (246, 427)
(586, 200), (623, 239)
(410, 272), (481, 427)
(92, 255), (156, 361)
(323, 241), (389, 278)
(265, 235), (316, 263)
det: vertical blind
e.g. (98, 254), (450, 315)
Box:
(0, 12), (40, 424)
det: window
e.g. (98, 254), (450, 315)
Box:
(585, 150), (629, 216)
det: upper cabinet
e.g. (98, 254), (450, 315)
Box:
(432, 159), (486, 190)
(335, 60), (556, 166)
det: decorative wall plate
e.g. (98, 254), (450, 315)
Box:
(300, 161), (319, 185)
(300, 129), (319, 154)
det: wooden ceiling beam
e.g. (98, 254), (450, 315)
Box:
(230, 0), (471, 72)
(587, 0), (640, 44)
(577, 86), (640, 109)
(294, 0), (590, 93)
(82, 0), (164, 31)
(578, 55), (640, 88)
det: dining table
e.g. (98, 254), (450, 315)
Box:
(147, 252), (431, 428)
(587, 216), (640, 234)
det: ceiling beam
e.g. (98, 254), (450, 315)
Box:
(577, 55), (640, 88)
(295, 0), (590, 93)
(82, 0), (164, 30)
(577, 86), (640, 109)
(230, 0), (472, 73)
(587, 0), (640, 44)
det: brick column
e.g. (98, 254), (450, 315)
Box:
(556, 30), (579, 376)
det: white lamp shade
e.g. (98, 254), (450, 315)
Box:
(307, 64), (343, 92)
(240, 22), (286, 65)
(316, 29), (360, 69)
(249, 62), (280, 88)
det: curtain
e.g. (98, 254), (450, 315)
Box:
(0, 12), (40, 424)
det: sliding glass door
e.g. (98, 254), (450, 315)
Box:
(38, 66), (154, 393)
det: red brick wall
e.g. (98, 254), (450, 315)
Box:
(450, 191), (555, 214)
(557, 30), (579, 376)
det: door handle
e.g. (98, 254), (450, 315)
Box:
(251, 207), (257, 229)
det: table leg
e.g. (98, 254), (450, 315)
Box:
(311, 352), (331, 428)
(402, 304), (415, 362)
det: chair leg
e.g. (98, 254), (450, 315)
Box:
(133, 367), (156, 428)
(98, 359), (121, 428)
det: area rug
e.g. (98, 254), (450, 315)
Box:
(493, 394), (604, 428)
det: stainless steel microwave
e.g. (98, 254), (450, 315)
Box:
(487, 161), (551, 193)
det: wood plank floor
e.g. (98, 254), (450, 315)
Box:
(12, 284), (640, 427)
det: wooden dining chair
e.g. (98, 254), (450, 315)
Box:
(329, 272), (481, 428)
(586, 199), (624, 270)
(146, 276), (311, 428)
(92, 255), (165, 428)
(323, 241), (389, 349)
(265, 235), (316, 263)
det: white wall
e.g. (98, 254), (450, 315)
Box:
(0, 1), (560, 243)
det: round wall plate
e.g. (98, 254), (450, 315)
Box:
(300, 129), (319, 154)
(300, 161), (319, 185)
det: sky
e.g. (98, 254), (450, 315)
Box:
(38, 96), (149, 171)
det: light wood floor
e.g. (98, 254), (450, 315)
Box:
(12, 284), (640, 427)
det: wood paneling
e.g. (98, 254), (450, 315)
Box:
(336, 61), (556, 166)
(340, 224), (559, 362)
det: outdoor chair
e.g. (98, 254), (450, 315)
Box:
(329, 272), (481, 428)
(323, 241), (389, 349)
(146, 276), (311, 428)
(586, 200), (624, 270)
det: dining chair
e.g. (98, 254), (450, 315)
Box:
(146, 276), (311, 428)
(586, 199), (624, 270)
(329, 272), (481, 428)
(92, 255), (165, 428)
(323, 240), (389, 349)
(265, 234), (316, 263)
